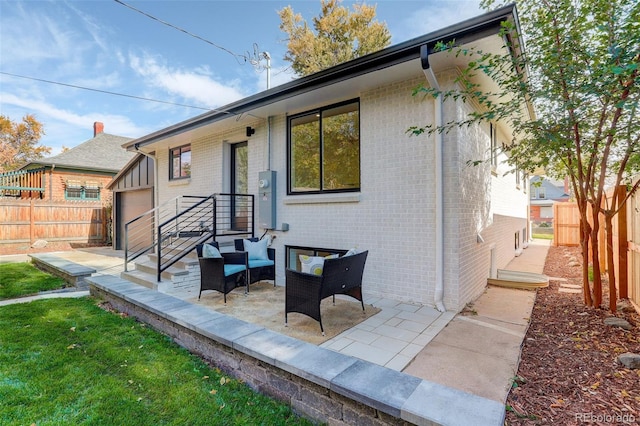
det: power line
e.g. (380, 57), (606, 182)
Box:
(0, 71), (215, 111)
(113, 0), (266, 68)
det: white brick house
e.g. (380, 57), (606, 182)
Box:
(122, 5), (531, 312)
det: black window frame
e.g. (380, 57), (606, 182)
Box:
(169, 144), (191, 180)
(285, 245), (348, 271)
(287, 99), (361, 195)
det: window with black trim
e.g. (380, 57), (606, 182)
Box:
(286, 245), (347, 271)
(288, 100), (360, 194)
(170, 144), (191, 180)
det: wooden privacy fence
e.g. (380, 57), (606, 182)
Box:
(629, 177), (640, 310)
(0, 198), (106, 246)
(553, 183), (640, 309)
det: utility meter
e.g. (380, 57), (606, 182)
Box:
(258, 171), (276, 229)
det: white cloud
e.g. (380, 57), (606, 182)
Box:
(0, 5), (74, 66)
(128, 53), (246, 108)
(0, 92), (150, 154)
(392, 1), (483, 42)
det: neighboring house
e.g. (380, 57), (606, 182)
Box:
(530, 176), (571, 226)
(121, 5), (532, 312)
(10, 122), (135, 207)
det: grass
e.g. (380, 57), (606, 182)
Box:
(0, 297), (312, 425)
(0, 262), (67, 300)
(532, 234), (554, 240)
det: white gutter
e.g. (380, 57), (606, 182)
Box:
(423, 65), (446, 313)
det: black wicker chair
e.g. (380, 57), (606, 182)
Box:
(285, 250), (368, 335)
(196, 242), (248, 303)
(234, 238), (276, 286)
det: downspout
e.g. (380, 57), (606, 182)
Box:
(421, 46), (446, 312)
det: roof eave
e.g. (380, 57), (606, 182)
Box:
(124, 3), (519, 151)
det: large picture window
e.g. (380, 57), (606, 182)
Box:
(170, 144), (191, 180)
(288, 100), (360, 194)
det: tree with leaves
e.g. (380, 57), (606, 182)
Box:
(278, 0), (391, 76)
(0, 114), (49, 172)
(409, 0), (639, 311)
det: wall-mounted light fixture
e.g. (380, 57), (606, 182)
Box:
(246, 126), (255, 137)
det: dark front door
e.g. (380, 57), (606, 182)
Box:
(231, 142), (248, 231)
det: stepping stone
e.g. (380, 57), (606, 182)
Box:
(604, 317), (632, 330)
(559, 288), (581, 294)
(618, 353), (640, 369)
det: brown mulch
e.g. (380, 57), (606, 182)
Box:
(506, 245), (640, 425)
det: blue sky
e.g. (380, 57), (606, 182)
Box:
(0, 0), (483, 155)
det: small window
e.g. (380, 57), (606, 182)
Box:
(65, 180), (100, 200)
(286, 245), (347, 271)
(538, 187), (546, 199)
(490, 123), (498, 169)
(288, 100), (360, 194)
(170, 144), (191, 180)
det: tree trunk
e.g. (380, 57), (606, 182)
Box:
(579, 215), (593, 306)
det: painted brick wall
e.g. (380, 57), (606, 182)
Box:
(438, 70), (529, 311)
(153, 69), (528, 311)
(46, 170), (114, 207)
(268, 74), (438, 305)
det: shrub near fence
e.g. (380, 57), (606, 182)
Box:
(0, 198), (106, 247)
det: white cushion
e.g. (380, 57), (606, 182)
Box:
(343, 247), (360, 257)
(299, 254), (338, 276)
(202, 243), (222, 258)
(243, 238), (269, 260)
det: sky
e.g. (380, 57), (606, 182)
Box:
(0, 0), (484, 155)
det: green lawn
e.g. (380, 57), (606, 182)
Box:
(532, 234), (554, 240)
(0, 262), (67, 300)
(0, 297), (311, 425)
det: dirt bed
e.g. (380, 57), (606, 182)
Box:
(506, 245), (640, 425)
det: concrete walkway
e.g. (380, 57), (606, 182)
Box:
(403, 239), (550, 403)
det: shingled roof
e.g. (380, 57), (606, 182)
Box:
(25, 129), (135, 173)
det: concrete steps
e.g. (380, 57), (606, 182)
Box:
(121, 239), (241, 291)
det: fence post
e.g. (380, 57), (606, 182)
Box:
(617, 185), (628, 299)
(29, 199), (35, 244)
(553, 203), (559, 246)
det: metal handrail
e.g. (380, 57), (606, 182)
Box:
(124, 195), (209, 270)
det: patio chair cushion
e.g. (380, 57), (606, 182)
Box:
(224, 264), (246, 277)
(248, 259), (275, 269)
(299, 254), (339, 276)
(202, 243), (222, 258)
(243, 238), (269, 260)
(343, 247), (361, 257)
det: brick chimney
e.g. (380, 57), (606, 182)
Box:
(93, 121), (104, 137)
(564, 176), (570, 195)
